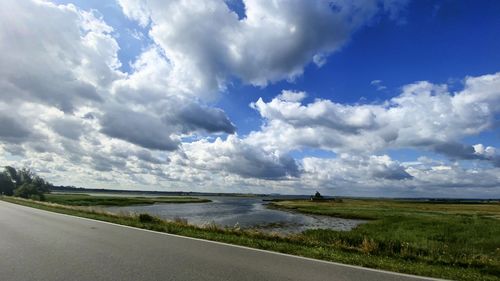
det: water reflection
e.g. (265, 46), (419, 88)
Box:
(105, 196), (365, 235)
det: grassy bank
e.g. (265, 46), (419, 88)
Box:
(2, 196), (499, 280)
(43, 193), (211, 206)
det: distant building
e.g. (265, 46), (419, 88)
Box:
(310, 191), (326, 201)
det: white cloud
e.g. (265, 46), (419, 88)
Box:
(0, 0), (123, 112)
(303, 154), (412, 184)
(99, 107), (180, 151)
(370, 80), (387, 91)
(0, 1), (235, 152)
(249, 73), (500, 168)
(117, 0), (407, 93)
(0, 113), (32, 143)
(300, 155), (500, 197)
(405, 163), (500, 191)
(181, 135), (299, 180)
(0, 0), (237, 188)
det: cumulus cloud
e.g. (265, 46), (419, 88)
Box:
(117, 0), (407, 92)
(0, 113), (32, 143)
(473, 144), (500, 167)
(111, 47), (236, 138)
(182, 135), (300, 180)
(50, 117), (87, 140)
(99, 107), (179, 151)
(249, 73), (500, 168)
(168, 103), (236, 134)
(303, 154), (412, 183)
(0, 0), (239, 188)
(301, 155), (500, 197)
(0, 1), (235, 152)
(404, 162), (500, 190)
(0, 0), (122, 112)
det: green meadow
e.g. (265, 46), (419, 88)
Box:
(270, 199), (500, 279)
(44, 193), (211, 206)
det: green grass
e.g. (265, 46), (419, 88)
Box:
(43, 193), (211, 206)
(270, 199), (500, 279)
(2, 196), (499, 281)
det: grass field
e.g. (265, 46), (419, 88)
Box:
(270, 199), (500, 279)
(2, 196), (499, 280)
(43, 193), (211, 206)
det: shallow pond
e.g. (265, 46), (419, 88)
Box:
(105, 196), (365, 235)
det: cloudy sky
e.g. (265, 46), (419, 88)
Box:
(1, 0), (499, 197)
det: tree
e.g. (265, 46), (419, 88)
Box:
(16, 168), (35, 185)
(4, 166), (19, 185)
(14, 183), (45, 200)
(32, 175), (50, 193)
(0, 172), (15, 196)
(1, 166), (51, 200)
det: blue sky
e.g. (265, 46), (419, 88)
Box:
(0, 0), (499, 197)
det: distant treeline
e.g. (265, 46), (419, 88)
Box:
(51, 184), (270, 198)
(0, 166), (52, 200)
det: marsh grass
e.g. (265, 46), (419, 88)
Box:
(43, 193), (211, 206)
(271, 199), (500, 278)
(2, 196), (499, 281)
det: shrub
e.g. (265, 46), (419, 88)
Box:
(361, 236), (378, 254)
(14, 183), (43, 199)
(138, 213), (157, 223)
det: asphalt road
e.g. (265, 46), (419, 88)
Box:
(0, 200), (444, 281)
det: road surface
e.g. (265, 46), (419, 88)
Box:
(0, 200), (443, 281)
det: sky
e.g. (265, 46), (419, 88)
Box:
(0, 0), (499, 197)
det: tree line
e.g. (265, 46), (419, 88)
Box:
(0, 166), (51, 200)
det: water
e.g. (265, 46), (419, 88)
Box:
(105, 196), (365, 235)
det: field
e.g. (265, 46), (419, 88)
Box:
(43, 193), (211, 206)
(2, 196), (499, 280)
(270, 199), (500, 279)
